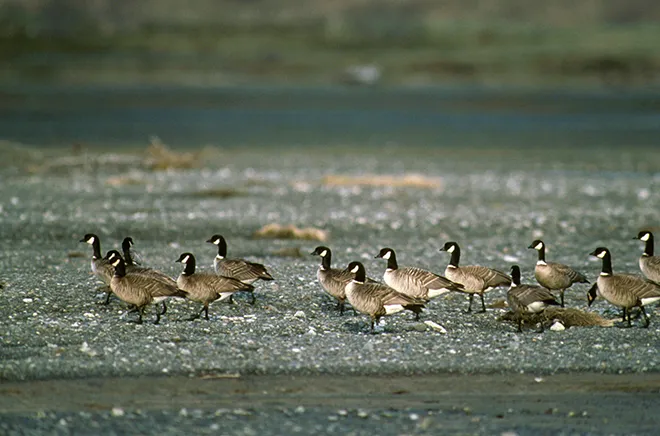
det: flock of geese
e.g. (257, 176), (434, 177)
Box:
(80, 231), (660, 333)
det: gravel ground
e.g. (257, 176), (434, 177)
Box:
(1, 142), (659, 434)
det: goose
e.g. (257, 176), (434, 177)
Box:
(206, 234), (274, 304)
(507, 265), (560, 332)
(310, 246), (356, 315)
(439, 241), (511, 313)
(374, 247), (463, 299)
(588, 247), (660, 328)
(634, 231), (660, 284)
(108, 254), (187, 324)
(175, 252), (254, 321)
(80, 233), (114, 305)
(344, 261), (426, 333)
(106, 249), (178, 315)
(528, 239), (589, 307)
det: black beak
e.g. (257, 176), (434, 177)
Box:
(588, 250), (598, 257)
(79, 238), (86, 243)
(205, 239), (214, 244)
(310, 251), (317, 255)
(527, 244), (535, 249)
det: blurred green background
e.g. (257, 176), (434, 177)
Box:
(1, 0), (659, 87)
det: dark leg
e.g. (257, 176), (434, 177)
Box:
(249, 292), (256, 305)
(153, 305), (161, 325)
(479, 293), (486, 313)
(466, 294), (474, 313)
(228, 295), (235, 304)
(517, 317), (523, 333)
(560, 290), (565, 308)
(103, 291), (112, 305)
(160, 302), (167, 316)
(338, 300), (345, 315)
(370, 318), (375, 334)
(640, 306), (650, 328)
(126, 305), (139, 314)
(414, 312), (421, 321)
(203, 303), (210, 320)
(132, 306), (144, 324)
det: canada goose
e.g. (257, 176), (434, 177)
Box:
(507, 265), (560, 332)
(634, 231), (660, 284)
(374, 247), (463, 300)
(439, 241), (511, 313)
(175, 252), (254, 321)
(528, 239), (589, 307)
(80, 233), (114, 305)
(344, 261), (426, 333)
(106, 249), (178, 315)
(108, 254), (187, 324)
(206, 234), (274, 304)
(588, 247), (660, 328)
(310, 246), (355, 315)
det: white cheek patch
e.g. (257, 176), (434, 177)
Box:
(182, 255), (190, 264)
(446, 245), (455, 253)
(641, 233), (650, 242)
(350, 265), (359, 274)
(112, 259), (120, 267)
(534, 242), (543, 250)
(213, 239), (220, 245)
(382, 251), (391, 260)
(596, 251), (607, 259)
(86, 237), (95, 244)
(320, 250), (328, 257)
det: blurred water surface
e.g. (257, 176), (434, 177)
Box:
(1, 85), (659, 150)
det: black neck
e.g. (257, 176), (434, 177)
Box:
(92, 239), (102, 260)
(449, 246), (461, 267)
(599, 252), (613, 275)
(113, 259), (126, 277)
(122, 242), (134, 267)
(386, 252), (398, 270)
(321, 252), (332, 270)
(354, 264), (366, 283)
(216, 238), (227, 257)
(511, 267), (521, 285)
(182, 257), (196, 275)
(536, 245), (546, 262)
(643, 235), (654, 257)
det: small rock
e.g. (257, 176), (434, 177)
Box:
(357, 409), (369, 418)
(23, 298), (33, 303)
(295, 406), (305, 414)
(294, 311), (305, 318)
(79, 342), (97, 357)
(550, 321), (565, 331)
(111, 407), (125, 417)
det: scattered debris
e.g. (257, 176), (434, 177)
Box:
(190, 188), (245, 199)
(272, 247), (304, 258)
(253, 223), (328, 242)
(143, 136), (198, 170)
(322, 174), (442, 189)
(550, 320), (566, 331)
(499, 307), (615, 329)
(424, 320), (448, 334)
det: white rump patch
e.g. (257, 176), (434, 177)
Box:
(382, 251), (392, 260)
(641, 296), (660, 306)
(217, 292), (234, 302)
(182, 255), (190, 264)
(526, 301), (546, 313)
(384, 304), (404, 314)
(596, 251), (607, 259)
(319, 249), (328, 257)
(641, 233), (650, 242)
(427, 288), (450, 298)
(446, 245), (455, 253)
(536, 260), (547, 266)
(534, 242), (544, 250)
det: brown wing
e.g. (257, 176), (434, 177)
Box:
(219, 258), (273, 282)
(462, 265), (511, 288)
(548, 262), (589, 284)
